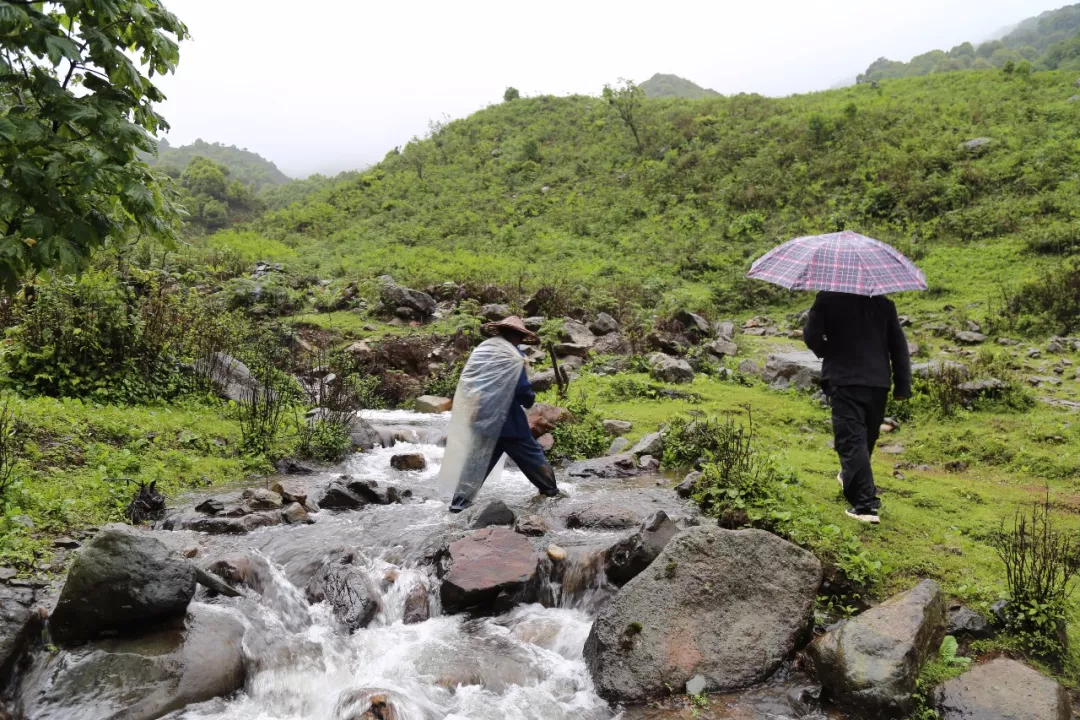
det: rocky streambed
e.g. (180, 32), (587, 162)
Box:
(0, 409), (1067, 720)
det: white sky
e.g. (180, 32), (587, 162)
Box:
(154, 0), (1064, 177)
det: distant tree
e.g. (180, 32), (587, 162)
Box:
(403, 136), (427, 179)
(0, 0), (188, 292)
(200, 198), (228, 229)
(180, 157), (229, 199)
(503, 86), (521, 102)
(603, 78), (646, 154)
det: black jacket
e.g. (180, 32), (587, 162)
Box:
(803, 292), (912, 397)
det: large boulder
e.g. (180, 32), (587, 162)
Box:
(192, 352), (260, 404)
(675, 311), (711, 338)
(561, 319), (596, 347)
(763, 352), (822, 390)
(348, 413), (382, 450)
(16, 603), (245, 720)
(705, 338), (738, 359)
(317, 481), (368, 510)
(0, 585), (40, 687)
(50, 524), (196, 644)
(161, 511), (282, 535)
(306, 551), (378, 633)
(805, 579), (946, 719)
(590, 312), (620, 336)
(932, 657), (1071, 720)
(565, 499), (644, 530)
(566, 453), (639, 479)
(527, 403), (574, 438)
(649, 353), (695, 384)
(604, 511), (678, 586)
(379, 275), (436, 318)
(438, 527), (539, 615)
(630, 432), (664, 457)
(585, 526), (822, 702)
(593, 333), (633, 355)
(465, 499), (515, 529)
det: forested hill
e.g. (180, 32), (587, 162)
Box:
(150, 138), (291, 190)
(640, 73), (721, 98)
(247, 69), (1079, 314)
(858, 3), (1080, 82)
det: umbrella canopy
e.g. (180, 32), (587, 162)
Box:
(746, 230), (927, 297)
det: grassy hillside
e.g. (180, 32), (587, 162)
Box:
(640, 73), (721, 99)
(859, 3), (1080, 82)
(227, 69), (1077, 320)
(151, 138), (291, 190)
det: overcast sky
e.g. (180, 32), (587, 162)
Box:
(154, 0), (1063, 177)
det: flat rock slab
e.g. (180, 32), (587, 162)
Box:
(584, 526), (822, 703)
(439, 527), (539, 615)
(763, 352), (821, 390)
(566, 453), (639, 479)
(933, 657), (1071, 720)
(806, 579), (946, 719)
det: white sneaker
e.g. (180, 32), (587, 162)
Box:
(845, 508), (880, 524)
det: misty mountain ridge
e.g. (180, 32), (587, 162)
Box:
(149, 138), (291, 190)
(640, 73), (721, 99)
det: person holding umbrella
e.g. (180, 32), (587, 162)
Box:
(747, 231), (922, 524)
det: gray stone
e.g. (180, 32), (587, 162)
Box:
(348, 413), (382, 450)
(932, 658), (1070, 720)
(514, 514), (550, 537)
(676, 471), (701, 498)
(414, 395), (452, 413)
(605, 511), (678, 586)
(593, 333), (633, 355)
(961, 137), (993, 153)
(607, 437), (632, 456)
(553, 342), (591, 357)
(281, 502), (313, 525)
(805, 579), (946, 719)
(50, 524), (196, 644)
(195, 499), (224, 515)
(562, 319), (596, 347)
(954, 331), (987, 345)
(439, 527), (540, 614)
(565, 499), (643, 529)
(16, 603), (245, 720)
(585, 526), (822, 702)
(705, 338), (738, 359)
(1046, 339), (1067, 354)
(379, 276), (436, 318)
(193, 567), (242, 598)
(675, 311), (711, 337)
(649, 353), (695, 384)
(162, 511), (282, 535)
(523, 316), (545, 331)
(480, 303), (511, 321)
(466, 499), (516, 529)
(713, 321), (736, 340)
(307, 550), (379, 632)
(242, 487), (283, 511)
(193, 352), (261, 404)
(947, 605), (993, 640)
(763, 352), (822, 390)
(638, 454), (660, 471)
(686, 674), (707, 696)
(738, 359), (761, 377)
(403, 584), (430, 625)
(567, 452), (639, 478)
(630, 432), (665, 457)
(958, 378), (1006, 396)
(590, 312), (620, 335)
(346, 478), (394, 505)
(912, 361), (970, 379)
(317, 481), (367, 510)
(528, 368), (568, 393)
(390, 453), (427, 471)
(0, 584), (39, 687)
(603, 419), (633, 436)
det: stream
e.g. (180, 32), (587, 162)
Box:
(18, 409), (838, 720)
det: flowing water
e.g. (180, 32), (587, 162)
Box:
(21, 409), (837, 720)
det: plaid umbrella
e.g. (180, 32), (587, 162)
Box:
(746, 230), (927, 296)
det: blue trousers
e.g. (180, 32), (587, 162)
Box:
(449, 435), (558, 511)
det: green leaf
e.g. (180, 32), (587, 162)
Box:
(43, 35), (80, 66)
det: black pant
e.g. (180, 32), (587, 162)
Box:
(449, 435), (559, 511)
(830, 385), (888, 514)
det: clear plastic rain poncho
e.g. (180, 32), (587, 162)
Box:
(437, 337), (525, 506)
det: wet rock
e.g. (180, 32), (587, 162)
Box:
(932, 657), (1070, 720)
(585, 526), (822, 702)
(403, 585), (430, 625)
(947, 605), (993, 640)
(676, 471), (701, 498)
(705, 338), (738, 359)
(193, 567), (242, 598)
(164, 511), (282, 535)
(243, 487), (284, 511)
(195, 498), (224, 515)
(527, 403), (575, 438)
(50, 524), (196, 644)
(281, 502), (314, 525)
(567, 452), (639, 479)
(414, 395), (452, 413)
(537, 433), (554, 451)
(182, 546), (199, 559)
(630, 432), (665, 457)
(307, 552), (378, 633)
(603, 419), (632, 436)
(547, 544), (567, 562)
(349, 414), (382, 451)
(270, 480), (308, 507)
(465, 499), (515, 529)
(514, 514), (550, 536)
(649, 353), (695, 384)
(763, 352), (822, 390)
(607, 437), (631, 455)
(317, 481), (368, 510)
(565, 499), (644, 530)
(912, 360), (970, 379)
(954, 330), (987, 345)
(334, 689), (399, 720)
(439, 527), (540, 615)
(605, 511), (678, 586)
(15, 603), (245, 720)
(192, 352), (262, 404)
(590, 312), (620, 335)
(0, 585), (40, 687)
(379, 276), (436, 318)
(274, 457), (318, 475)
(638, 454), (660, 471)
(346, 478), (394, 505)
(593, 332), (633, 355)
(390, 453), (427, 471)
(805, 579), (946, 719)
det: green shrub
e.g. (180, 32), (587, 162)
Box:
(549, 391), (608, 460)
(1003, 261), (1080, 335)
(296, 420), (352, 463)
(424, 361), (464, 399)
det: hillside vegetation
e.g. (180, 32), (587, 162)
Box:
(230, 69), (1077, 322)
(640, 73), (721, 98)
(859, 3), (1080, 82)
(150, 138), (291, 190)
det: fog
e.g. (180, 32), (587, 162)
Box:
(153, 0), (1063, 177)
